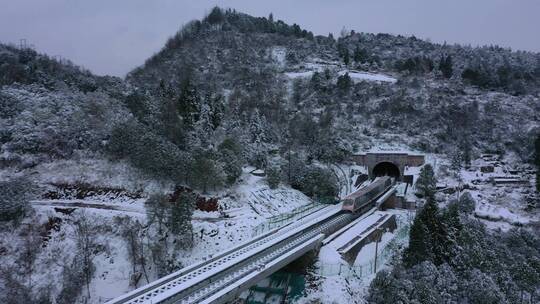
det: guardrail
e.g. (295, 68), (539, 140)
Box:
(107, 201), (349, 304)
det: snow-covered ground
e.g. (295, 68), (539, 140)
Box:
(338, 70), (397, 83)
(284, 71), (314, 79)
(2, 151), (535, 303)
(301, 210), (410, 304)
(319, 210), (408, 268)
(270, 47), (286, 69)
(0, 164), (314, 303)
(433, 153), (537, 231)
(297, 274), (374, 304)
(298, 151), (536, 303)
(284, 69), (397, 84)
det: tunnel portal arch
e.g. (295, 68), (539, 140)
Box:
(372, 161), (400, 179)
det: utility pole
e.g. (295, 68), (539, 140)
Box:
(19, 38), (27, 49)
(373, 227), (383, 272)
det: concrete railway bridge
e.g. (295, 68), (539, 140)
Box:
(106, 152), (425, 304)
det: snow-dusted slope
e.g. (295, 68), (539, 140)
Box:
(0, 165), (314, 303)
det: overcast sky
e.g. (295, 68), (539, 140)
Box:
(1, 0), (539, 77)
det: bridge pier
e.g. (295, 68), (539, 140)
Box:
(204, 234), (325, 304)
(340, 215), (397, 265)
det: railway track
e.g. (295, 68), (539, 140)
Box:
(107, 207), (351, 304)
(108, 180), (393, 304)
(170, 213), (353, 304)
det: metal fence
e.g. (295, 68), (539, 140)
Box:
(251, 202), (328, 237)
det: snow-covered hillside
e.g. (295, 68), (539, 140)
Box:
(0, 165), (314, 303)
(1, 6), (539, 304)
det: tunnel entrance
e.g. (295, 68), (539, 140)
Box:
(372, 161), (400, 179)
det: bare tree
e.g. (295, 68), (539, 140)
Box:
(73, 212), (97, 300)
(16, 224), (42, 288)
(119, 217), (149, 286)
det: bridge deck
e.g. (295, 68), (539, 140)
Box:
(107, 181), (394, 304)
(106, 205), (345, 304)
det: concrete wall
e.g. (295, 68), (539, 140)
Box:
(341, 215), (397, 265)
(350, 152), (425, 180)
(406, 154), (425, 167)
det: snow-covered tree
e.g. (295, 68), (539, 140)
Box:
(218, 138), (243, 185)
(415, 164), (436, 199)
(190, 150), (225, 193)
(439, 55), (453, 78)
(177, 77), (201, 129)
(169, 191), (196, 249)
(0, 177), (33, 223)
(266, 166), (281, 189)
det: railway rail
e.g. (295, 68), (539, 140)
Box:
(107, 179), (394, 304)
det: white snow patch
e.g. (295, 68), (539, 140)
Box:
(475, 202), (530, 225)
(284, 71), (314, 79)
(270, 47), (286, 68)
(338, 70), (397, 83)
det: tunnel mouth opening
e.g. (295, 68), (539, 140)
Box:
(372, 161), (400, 179)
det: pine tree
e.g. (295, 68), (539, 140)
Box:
(248, 110), (269, 145)
(405, 197), (456, 267)
(206, 6), (224, 25)
(450, 149), (463, 176)
(343, 48), (350, 66)
(266, 166), (281, 189)
(416, 164), (437, 199)
(190, 150), (224, 193)
(404, 198), (439, 266)
(169, 191), (196, 249)
(191, 102), (214, 148)
(218, 138), (243, 185)
(310, 71), (322, 91)
(460, 138), (472, 168)
(0, 177), (33, 223)
(145, 194), (169, 235)
(353, 46), (368, 63)
(160, 95), (184, 146)
(439, 202), (461, 262)
(208, 94), (224, 129)
(337, 73), (351, 92)
(177, 78), (200, 128)
(328, 33), (334, 41)
(457, 192), (476, 214)
(439, 55), (453, 78)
